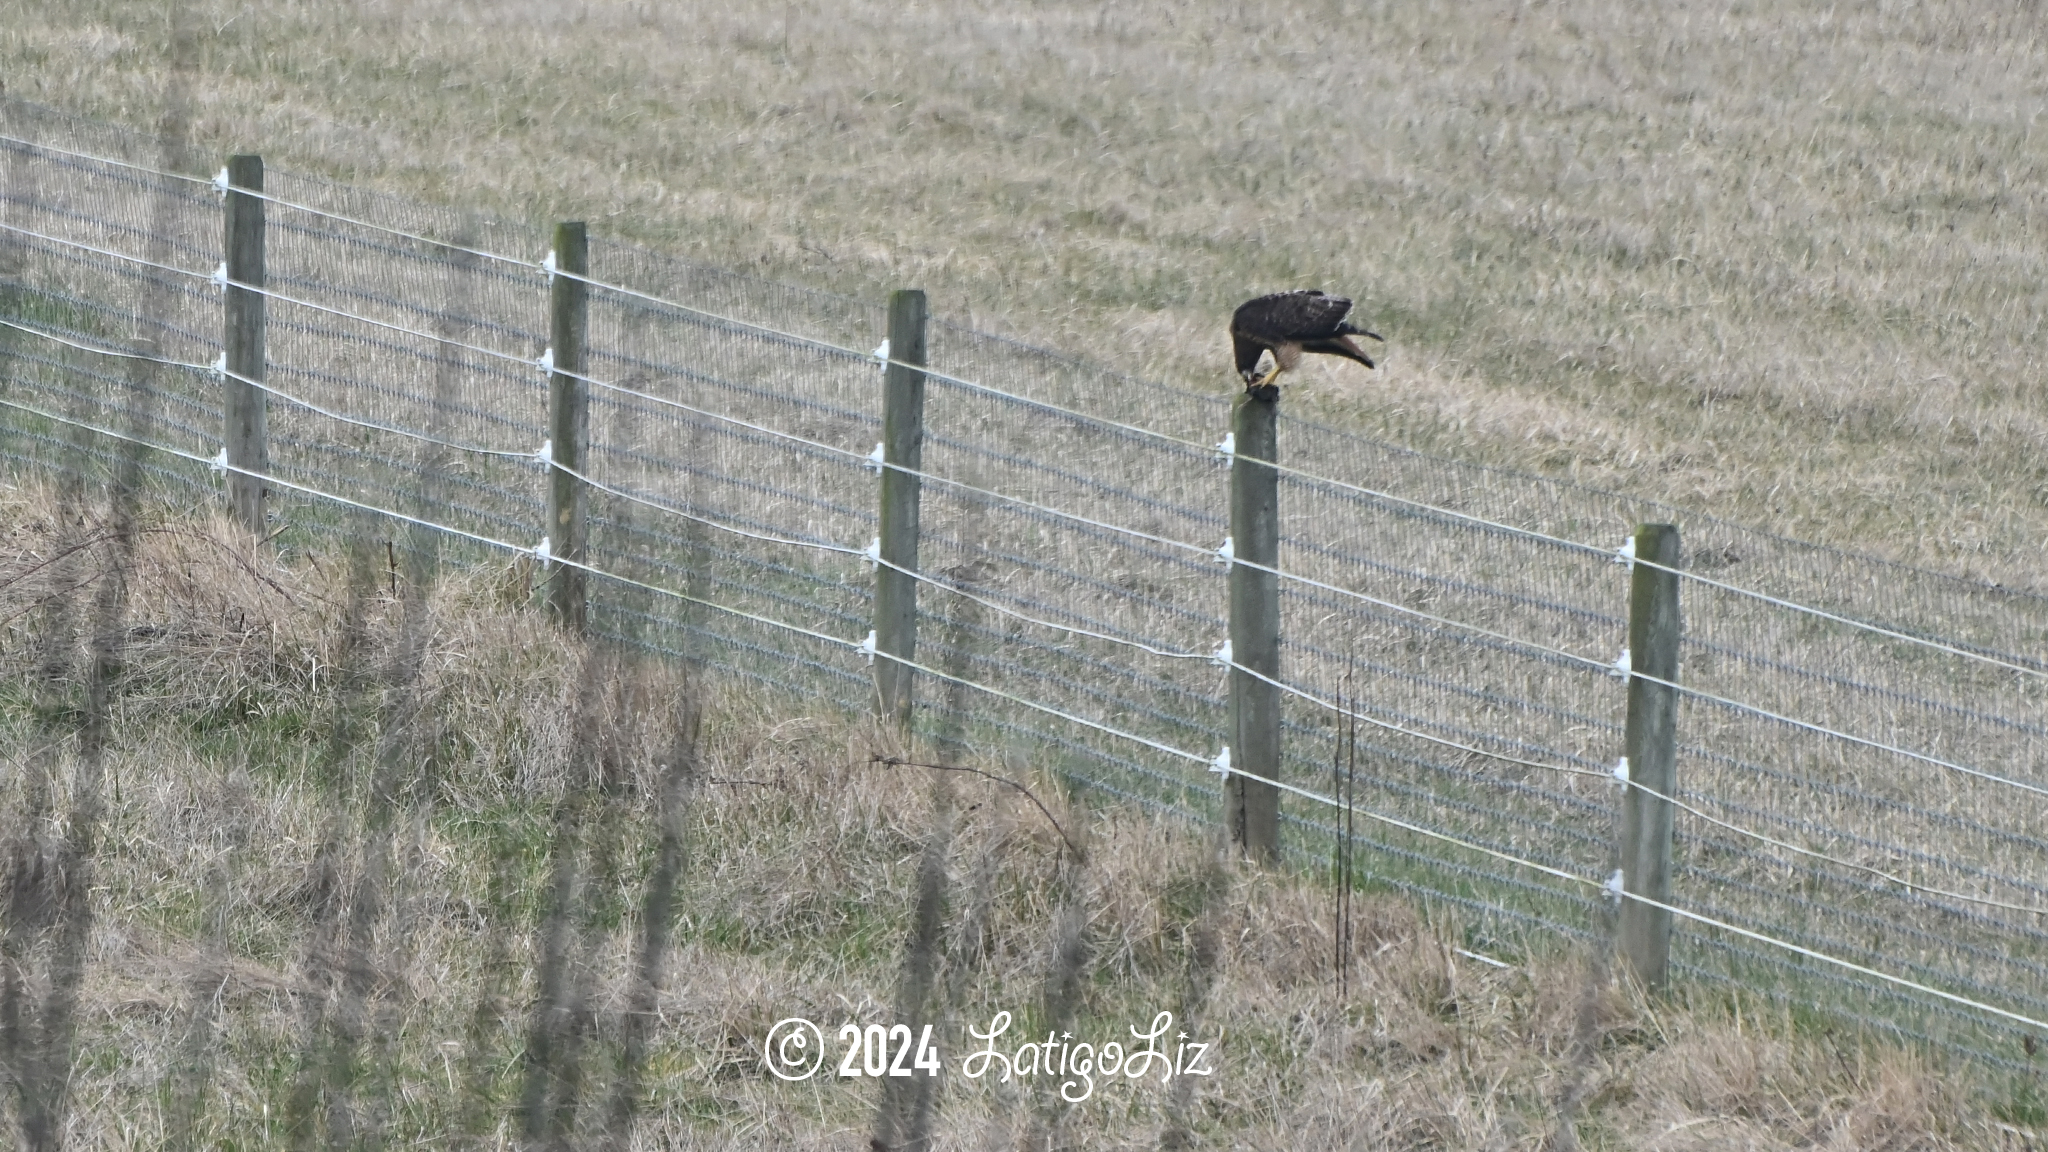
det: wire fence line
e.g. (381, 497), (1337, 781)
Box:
(12, 130), (2046, 682)
(18, 387), (2048, 1063)
(4, 98), (2048, 1078)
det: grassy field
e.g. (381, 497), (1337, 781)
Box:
(4, 0), (2048, 1147)
(4, 0), (2047, 582)
(0, 483), (2023, 1149)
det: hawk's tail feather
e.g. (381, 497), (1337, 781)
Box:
(1302, 336), (1377, 370)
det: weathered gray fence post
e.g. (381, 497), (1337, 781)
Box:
(222, 154), (267, 537)
(874, 289), (927, 726)
(544, 221), (589, 633)
(1226, 385), (1282, 863)
(1620, 522), (1682, 990)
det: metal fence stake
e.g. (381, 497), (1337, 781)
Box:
(544, 221), (589, 633)
(1621, 522), (1681, 990)
(222, 154), (267, 537)
(874, 289), (927, 726)
(1227, 385), (1282, 863)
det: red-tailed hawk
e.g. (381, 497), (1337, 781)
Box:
(1230, 290), (1383, 390)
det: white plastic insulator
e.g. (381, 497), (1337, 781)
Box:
(1604, 869), (1626, 901)
(1209, 746), (1232, 778)
(1215, 536), (1234, 564)
(211, 352), (228, 378)
(534, 536), (551, 564)
(537, 346), (554, 373)
(858, 629), (878, 665)
(863, 536), (882, 569)
(1214, 432), (1235, 461)
(212, 167), (230, 195)
(211, 262), (230, 290)
(872, 338), (890, 366)
(1613, 756), (1631, 784)
(1210, 639), (1232, 668)
(1615, 533), (1637, 567)
(542, 250), (558, 278)
(535, 439), (553, 466)
(865, 441), (886, 475)
(209, 447), (229, 474)
(1610, 647), (1631, 679)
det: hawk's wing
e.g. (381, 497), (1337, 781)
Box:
(1231, 290), (1356, 344)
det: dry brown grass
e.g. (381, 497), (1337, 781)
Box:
(5, 2), (2048, 1146)
(4, 0), (2047, 582)
(2, 478), (2035, 1147)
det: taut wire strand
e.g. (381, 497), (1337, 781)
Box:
(8, 207), (2040, 683)
(10, 388), (2047, 1042)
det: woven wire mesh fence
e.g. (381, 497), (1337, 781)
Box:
(5, 95), (2047, 1081)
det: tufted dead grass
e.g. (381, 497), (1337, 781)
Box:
(2, 478), (2033, 1147)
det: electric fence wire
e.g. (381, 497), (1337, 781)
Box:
(10, 310), (2044, 911)
(7, 165), (2037, 682)
(5, 309), (1621, 792)
(9, 205), (2041, 705)
(8, 134), (2039, 1065)
(9, 301), (2047, 926)
(0, 226), (2015, 897)
(5, 390), (2043, 1050)
(0, 133), (544, 275)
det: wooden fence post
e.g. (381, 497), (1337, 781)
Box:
(222, 154), (267, 537)
(1226, 385), (1282, 863)
(1620, 522), (1682, 990)
(544, 221), (589, 633)
(873, 289), (927, 725)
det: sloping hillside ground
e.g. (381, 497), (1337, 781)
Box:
(0, 477), (2024, 1148)
(5, 0), (2048, 1146)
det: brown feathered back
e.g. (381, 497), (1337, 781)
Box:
(1230, 290), (1383, 381)
(1231, 290), (1358, 344)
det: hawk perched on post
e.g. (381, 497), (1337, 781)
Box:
(1230, 290), (1383, 391)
